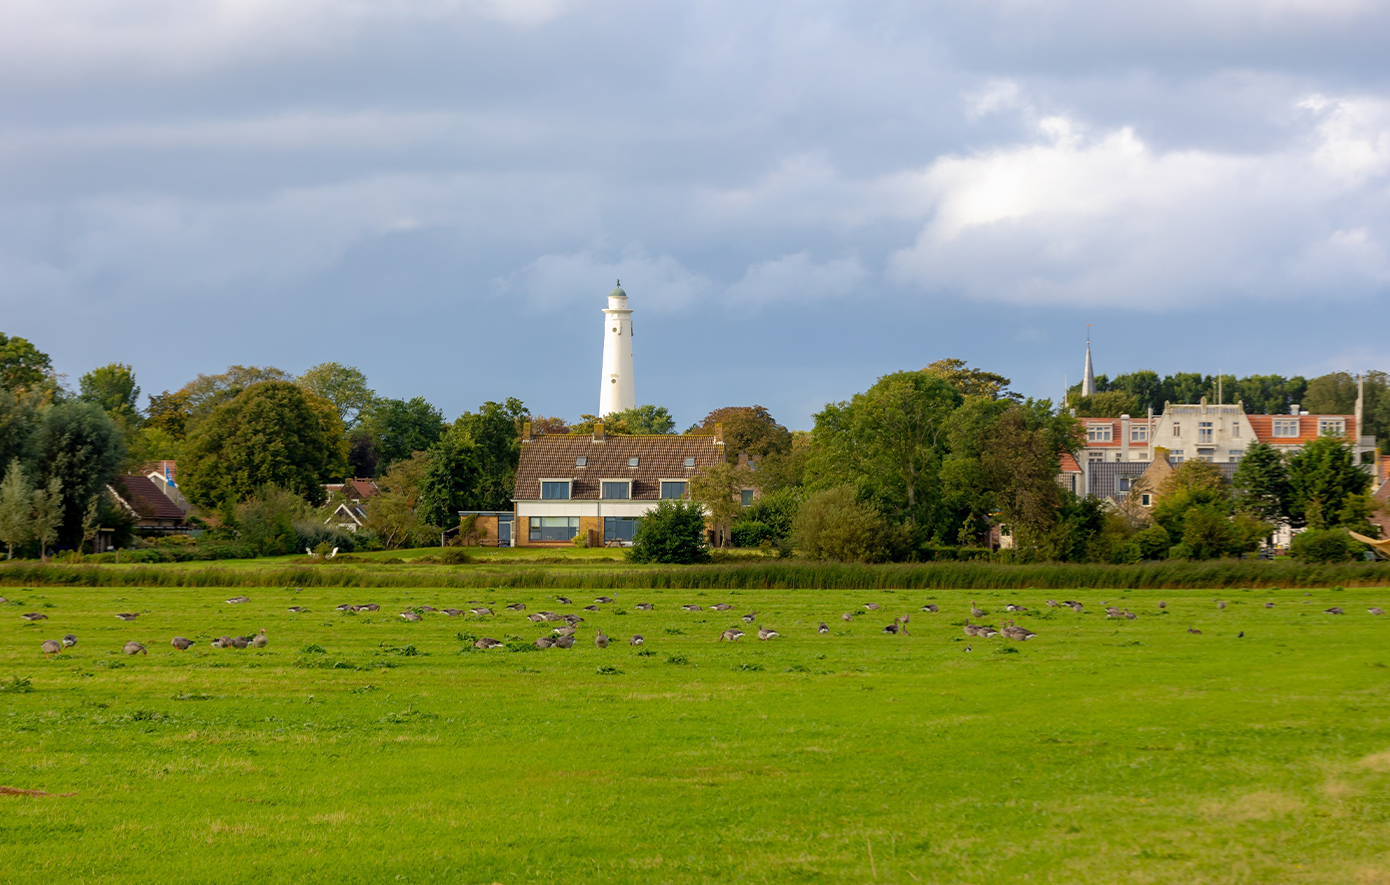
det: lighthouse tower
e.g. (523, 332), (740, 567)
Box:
(599, 281), (636, 416)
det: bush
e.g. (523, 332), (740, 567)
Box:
(627, 499), (710, 564)
(1290, 529), (1362, 564)
(730, 519), (776, 548)
(1132, 525), (1171, 560)
(1167, 542), (1195, 560)
(236, 486), (313, 556)
(792, 485), (907, 563)
(1111, 542), (1143, 565)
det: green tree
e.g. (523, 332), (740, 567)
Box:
(939, 397), (1012, 544)
(1071, 390), (1139, 418)
(792, 485), (905, 563)
(924, 358), (1016, 400)
(356, 396), (446, 474)
(0, 333), (54, 391)
(363, 452), (439, 549)
(417, 429), (483, 527)
(174, 366), (294, 434)
(235, 486), (314, 556)
(689, 460), (755, 547)
(806, 371), (963, 534)
(980, 402), (1077, 552)
(37, 400), (126, 547)
(1290, 528), (1363, 563)
(0, 385), (44, 473)
(181, 381), (343, 510)
(689, 405), (792, 464)
(627, 498), (710, 564)
(144, 389), (193, 438)
(755, 431), (811, 493)
(0, 458), (33, 559)
(78, 363), (141, 427)
(450, 398), (527, 511)
(298, 363), (376, 429)
(1301, 371), (1359, 415)
(1232, 442), (1290, 524)
(575, 404), (677, 436)
(31, 476), (63, 562)
(1286, 435), (1372, 530)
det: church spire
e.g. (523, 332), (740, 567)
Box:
(1081, 325), (1096, 397)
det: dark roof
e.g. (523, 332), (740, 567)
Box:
(1087, 460), (1238, 501)
(514, 434), (725, 501)
(114, 475), (188, 521)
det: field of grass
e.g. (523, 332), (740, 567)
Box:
(3, 575), (1389, 883)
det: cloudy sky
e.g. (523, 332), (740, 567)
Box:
(3, 0), (1388, 429)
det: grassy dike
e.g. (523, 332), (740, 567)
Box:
(1, 571), (1388, 882)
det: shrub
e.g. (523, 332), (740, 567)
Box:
(236, 486), (313, 556)
(1110, 542), (1143, 565)
(1132, 525), (1171, 560)
(627, 499), (710, 564)
(1167, 542), (1195, 560)
(792, 485), (905, 563)
(730, 519), (775, 548)
(1290, 529), (1362, 563)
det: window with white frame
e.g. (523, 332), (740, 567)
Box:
(1231, 424), (1240, 438)
(1140, 493), (1152, 506)
(1170, 450), (1184, 464)
(1172, 422), (1181, 437)
(604, 516), (641, 543)
(1131, 426), (1149, 442)
(530, 516), (579, 541)
(1088, 451), (1104, 462)
(540, 480), (571, 500)
(601, 480), (631, 499)
(1318, 419), (1345, 437)
(1273, 419), (1299, 438)
(660, 481), (687, 499)
(1198, 421), (1213, 444)
(1086, 424), (1112, 443)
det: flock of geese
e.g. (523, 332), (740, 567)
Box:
(10, 589), (1385, 658)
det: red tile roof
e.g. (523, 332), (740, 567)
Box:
(514, 434), (725, 501)
(114, 475), (188, 521)
(343, 478), (380, 499)
(1246, 415), (1356, 446)
(1059, 452), (1082, 473)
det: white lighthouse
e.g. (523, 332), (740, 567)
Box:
(599, 281), (636, 416)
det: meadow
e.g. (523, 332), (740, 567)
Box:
(2, 568), (1389, 883)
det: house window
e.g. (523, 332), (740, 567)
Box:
(1273, 419), (1299, 438)
(1114, 452), (1123, 461)
(683, 457), (696, 467)
(1318, 419), (1345, 437)
(604, 516), (641, 543)
(1172, 423), (1181, 437)
(1140, 493), (1152, 507)
(660, 481), (687, 499)
(601, 481), (631, 500)
(1131, 426), (1149, 442)
(740, 489), (755, 506)
(529, 516), (579, 542)
(1231, 424), (1240, 438)
(628, 457), (640, 467)
(540, 481), (571, 500)
(575, 456), (587, 467)
(1170, 450), (1184, 465)
(1088, 451), (1104, 462)
(1086, 425), (1112, 443)
(1118, 477), (1132, 492)
(1198, 421), (1213, 444)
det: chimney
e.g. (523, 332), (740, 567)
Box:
(1290, 404), (1300, 416)
(713, 422), (725, 448)
(521, 422), (532, 444)
(593, 421), (605, 443)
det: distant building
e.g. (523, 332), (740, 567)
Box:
(108, 474), (192, 540)
(599, 282), (636, 416)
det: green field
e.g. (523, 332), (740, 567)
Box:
(3, 575), (1389, 883)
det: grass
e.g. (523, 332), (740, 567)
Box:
(2, 578), (1389, 883)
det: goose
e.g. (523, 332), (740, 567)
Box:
(1370, 607), (1385, 615)
(287, 606), (306, 614)
(864, 602), (881, 611)
(554, 634), (575, 649)
(636, 603), (654, 611)
(1264, 602), (1276, 609)
(400, 611), (423, 622)
(171, 636), (195, 650)
(681, 604), (703, 612)
(970, 601), (984, 618)
(720, 628), (745, 642)
(506, 603), (526, 611)
(62, 634), (77, 648)
(883, 623), (898, 634)
(921, 604), (939, 613)
(963, 622), (980, 637)
(469, 607), (494, 616)
(979, 624), (1000, 638)
(1005, 603), (1027, 612)
(595, 630), (610, 649)
(474, 637), (504, 650)
(442, 608), (463, 616)
(226, 596), (250, 604)
(335, 603), (354, 611)
(1187, 627), (1202, 634)
(757, 626), (779, 640)
(115, 612), (139, 621)
(1105, 606), (1124, 618)
(21, 612), (47, 621)
(1216, 601), (1227, 610)
(817, 622), (829, 634)
(526, 613), (548, 623)
(556, 597), (573, 605)
(553, 626), (577, 637)
(1123, 611), (1137, 620)
(594, 596), (617, 604)
(1069, 602), (1084, 613)
(535, 636), (556, 649)
(123, 641), (147, 656)
(230, 636), (250, 649)
(357, 603), (380, 612)
(841, 612), (853, 622)
(1324, 607), (1345, 615)
(1157, 601), (1166, 609)
(1046, 600), (1059, 608)
(629, 635), (644, 646)
(711, 603), (732, 611)
(562, 615), (584, 626)
(583, 605), (601, 612)
(540, 612), (564, 622)
(741, 612), (758, 623)
(252, 628), (268, 649)
(0, 596), (6, 603)
(41, 639), (62, 656)
(210, 636), (226, 648)
(417, 605), (437, 613)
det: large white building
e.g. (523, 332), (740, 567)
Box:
(598, 282), (636, 416)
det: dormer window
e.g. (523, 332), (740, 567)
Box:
(602, 480), (631, 500)
(541, 480), (571, 500)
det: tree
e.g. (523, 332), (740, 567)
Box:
(1232, 442), (1290, 524)
(37, 400), (126, 547)
(298, 363), (376, 429)
(31, 476), (63, 562)
(1071, 390), (1139, 418)
(174, 366), (294, 433)
(416, 429), (483, 527)
(144, 389), (193, 438)
(755, 431), (811, 493)
(235, 486), (314, 556)
(924, 358), (1016, 400)
(450, 398), (527, 511)
(689, 460), (754, 547)
(363, 452), (439, 549)
(1286, 435), (1373, 530)
(1301, 371), (1359, 415)
(356, 396), (446, 474)
(181, 381), (343, 510)
(792, 485), (905, 563)
(574, 404), (676, 436)
(0, 333), (54, 391)
(0, 458), (33, 559)
(530, 416), (571, 435)
(805, 371), (963, 534)
(688, 405), (792, 464)
(627, 498), (709, 564)
(980, 402), (1076, 551)
(0, 385), (44, 473)
(78, 363), (141, 427)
